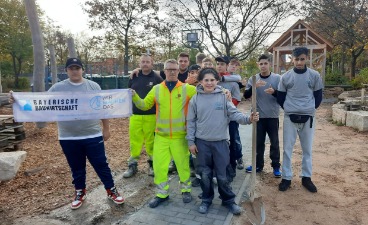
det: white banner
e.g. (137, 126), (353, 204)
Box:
(12, 89), (132, 122)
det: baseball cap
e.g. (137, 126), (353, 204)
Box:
(215, 55), (230, 64)
(188, 64), (201, 72)
(65, 58), (84, 69)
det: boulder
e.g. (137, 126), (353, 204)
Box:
(346, 111), (368, 132)
(0, 151), (27, 181)
(332, 104), (347, 124)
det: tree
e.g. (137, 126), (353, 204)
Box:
(24, 0), (45, 92)
(167, 0), (293, 60)
(0, 0), (33, 88)
(83, 0), (159, 75)
(304, 0), (368, 78)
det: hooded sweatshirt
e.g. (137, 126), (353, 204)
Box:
(186, 85), (251, 146)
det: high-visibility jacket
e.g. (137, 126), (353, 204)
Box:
(133, 81), (196, 139)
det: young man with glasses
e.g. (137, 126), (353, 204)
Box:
(277, 47), (323, 193)
(131, 59), (196, 208)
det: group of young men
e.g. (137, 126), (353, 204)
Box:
(9, 46), (323, 215)
(125, 46), (323, 214)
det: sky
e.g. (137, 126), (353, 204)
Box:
(37, 0), (90, 35)
(36, 0), (300, 46)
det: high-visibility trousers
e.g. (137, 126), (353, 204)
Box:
(153, 134), (191, 198)
(128, 114), (156, 164)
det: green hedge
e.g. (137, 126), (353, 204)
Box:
(351, 68), (368, 89)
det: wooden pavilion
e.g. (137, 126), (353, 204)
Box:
(267, 20), (333, 80)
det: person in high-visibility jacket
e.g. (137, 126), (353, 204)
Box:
(124, 54), (163, 178)
(132, 59), (196, 208)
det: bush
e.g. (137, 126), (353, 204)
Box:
(1, 77), (31, 92)
(17, 77), (30, 89)
(325, 68), (349, 85)
(351, 67), (368, 89)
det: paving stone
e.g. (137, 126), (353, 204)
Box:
(175, 212), (195, 220)
(194, 215), (215, 224)
(206, 213), (226, 221)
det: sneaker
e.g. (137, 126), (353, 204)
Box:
(224, 203), (241, 215)
(273, 168), (282, 178)
(191, 177), (200, 187)
(245, 166), (262, 173)
(182, 192), (192, 203)
(148, 196), (169, 208)
(302, 177), (317, 193)
(279, 179), (291, 191)
(236, 158), (244, 170)
(71, 189), (86, 210)
(107, 187), (125, 204)
(198, 202), (211, 214)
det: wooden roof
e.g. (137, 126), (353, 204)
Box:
(267, 19), (333, 52)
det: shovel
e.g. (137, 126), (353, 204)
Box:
(244, 75), (266, 225)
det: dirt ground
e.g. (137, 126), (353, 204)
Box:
(1, 100), (368, 225)
(232, 102), (368, 225)
(0, 106), (152, 224)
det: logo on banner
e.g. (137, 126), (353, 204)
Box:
(90, 96), (103, 110)
(18, 100), (33, 111)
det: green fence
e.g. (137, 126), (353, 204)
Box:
(85, 76), (130, 90)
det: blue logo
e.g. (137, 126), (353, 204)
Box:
(214, 102), (223, 110)
(90, 96), (103, 110)
(18, 100), (33, 111)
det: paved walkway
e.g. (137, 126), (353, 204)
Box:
(115, 124), (253, 225)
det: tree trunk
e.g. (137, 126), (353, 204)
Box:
(67, 37), (77, 58)
(48, 45), (58, 85)
(340, 46), (346, 77)
(24, 0), (46, 128)
(124, 33), (129, 76)
(0, 62), (2, 93)
(11, 55), (19, 88)
(351, 56), (357, 79)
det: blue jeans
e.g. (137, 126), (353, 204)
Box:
(229, 121), (242, 168)
(60, 136), (114, 190)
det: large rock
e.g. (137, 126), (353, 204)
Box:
(0, 151), (27, 181)
(332, 103), (347, 125)
(346, 111), (368, 132)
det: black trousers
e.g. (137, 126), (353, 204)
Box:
(195, 138), (236, 205)
(256, 118), (280, 169)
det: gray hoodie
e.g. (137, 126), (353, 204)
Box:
(186, 85), (251, 146)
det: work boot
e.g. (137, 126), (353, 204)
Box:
(123, 162), (138, 178)
(148, 196), (169, 208)
(302, 177), (317, 193)
(147, 159), (154, 177)
(182, 192), (192, 203)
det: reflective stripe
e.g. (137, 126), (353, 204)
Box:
(180, 179), (191, 191)
(157, 126), (186, 133)
(155, 86), (160, 118)
(157, 117), (186, 124)
(157, 182), (169, 196)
